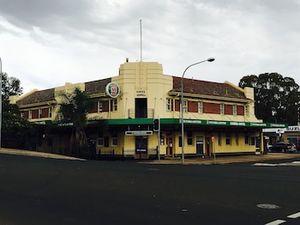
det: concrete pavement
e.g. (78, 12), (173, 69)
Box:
(145, 153), (300, 165)
(0, 148), (85, 161)
(1, 147), (299, 165)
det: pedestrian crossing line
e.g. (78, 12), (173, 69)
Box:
(254, 161), (300, 167)
(265, 219), (286, 225)
(287, 212), (300, 219)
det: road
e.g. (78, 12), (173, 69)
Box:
(0, 154), (299, 225)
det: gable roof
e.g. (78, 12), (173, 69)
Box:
(16, 88), (55, 106)
(172, 76), (246, 99)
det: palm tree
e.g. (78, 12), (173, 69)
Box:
(58, 88), (92, 156)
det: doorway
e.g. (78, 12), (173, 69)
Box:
(205, 136), (211, 156)
(135, 136), (148, 153)
(166, 135), (173, 157)
(135, 98), (147, 118)
(196, 136), (204, 155)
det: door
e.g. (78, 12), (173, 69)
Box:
(135, 98), (147, 118)
(196, 136), (204, 155)
(166, 136), (173, 157)
(135, 136), (148, 153)
(205, 136), (211, 156)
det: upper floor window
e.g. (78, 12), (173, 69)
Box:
(49, 107), (52, 118)
(183, 100), (188, 112)
(220, 103), (225, 115)
(198, 101), (203, 113)
(98, 101), (103, 112)
(166, 98), (173, 111)
(233, 105), (237, 116)
(245, 105), (249, 116)
(111, 99), (117, 111)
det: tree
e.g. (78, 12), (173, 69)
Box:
(58, 88), (92, 156)
(1, 72), (26, 130)
(239, 73), (300, 125)
(1, 72), (33, 148)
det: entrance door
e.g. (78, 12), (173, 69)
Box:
(135, 98), (147, 118)
(135, 136), (148, 153)
(205, 136), (211, 156)
(196, 136), (204, 155)
(166, 136), (173, 157)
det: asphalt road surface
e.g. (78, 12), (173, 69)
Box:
(0, 154), (299, 225)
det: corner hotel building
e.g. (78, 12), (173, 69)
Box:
(11, 61), (286, 158)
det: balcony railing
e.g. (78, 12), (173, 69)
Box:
(128, 108), (154, 119)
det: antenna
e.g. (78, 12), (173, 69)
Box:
(140, 19), (142, 62)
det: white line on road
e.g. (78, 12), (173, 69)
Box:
(265, 219), (286, 225)
(287, 212), (300, 219)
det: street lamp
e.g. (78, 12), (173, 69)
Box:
(0, 57), (2, 149)
(180, 57), (215, 163)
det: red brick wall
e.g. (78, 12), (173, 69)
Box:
(21, 111), (29, 119)
(89, 101), (98, 113)
(237, 105), (245, 115)
(31, 109), (38, 119)
(188, 101), (198, 112)
(175, 100), (180, 111)
(203, 102), (220, 114)
(102, 101), (109, 112)
(41, 108), (49, 118)
(224, 104), (233, 115)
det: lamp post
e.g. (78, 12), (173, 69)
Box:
(0, 57), (2, 149)
(180, 57), (215, 163)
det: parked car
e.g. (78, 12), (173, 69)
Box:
(269, 142), (297, 153)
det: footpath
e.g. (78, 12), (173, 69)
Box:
(146, 153), (300, 165)
(0, 148), (85, 161)
(1, 148), (299, 165)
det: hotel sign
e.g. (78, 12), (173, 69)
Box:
(106, 82), (120, 98)
(125, 131), (153, 136)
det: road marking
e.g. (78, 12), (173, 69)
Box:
(254, 161), (300, 167)
(254, 163), (277, 167)
(265, 219), (286, 225)
(257, 203), (280, 209)
(287, 212), (300, 219)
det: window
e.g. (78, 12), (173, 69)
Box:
(245, 134), (249, 145)
(98, 101), (103, 112)
(183, 100), (188, 112)
(39, 109), (42, 118)
(245, 105), (249, 116)
(218, 133), (222, 146)
(160, 135), (165, 145)
(250, 137), (255, 146)
(187, 132), (193, 145)
(111, 99), (117, 111)
(97, 137), (104, 146)
(220, 103), (224, 115)
(111, 135), (118, 146)
(166, 98), (173, 111)
(226, 134), (231, 145)
(179, 136), (182, 147)
(235, 134), (239, 145)
(104, 137), (109, 147)
(233, 105), (237, 116)
(198, 101), (203, 113)
(49, 107), (52, 118)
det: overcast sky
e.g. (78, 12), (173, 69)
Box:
(0, 0), (299, 93)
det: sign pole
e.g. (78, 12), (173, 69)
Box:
(157, 118), (160, 160)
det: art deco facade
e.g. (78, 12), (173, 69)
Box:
(11, 61), (286, 158)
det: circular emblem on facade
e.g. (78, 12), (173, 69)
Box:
(105, 82), (120, 98)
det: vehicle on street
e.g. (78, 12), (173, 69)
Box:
(269, 142), (297, 153)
